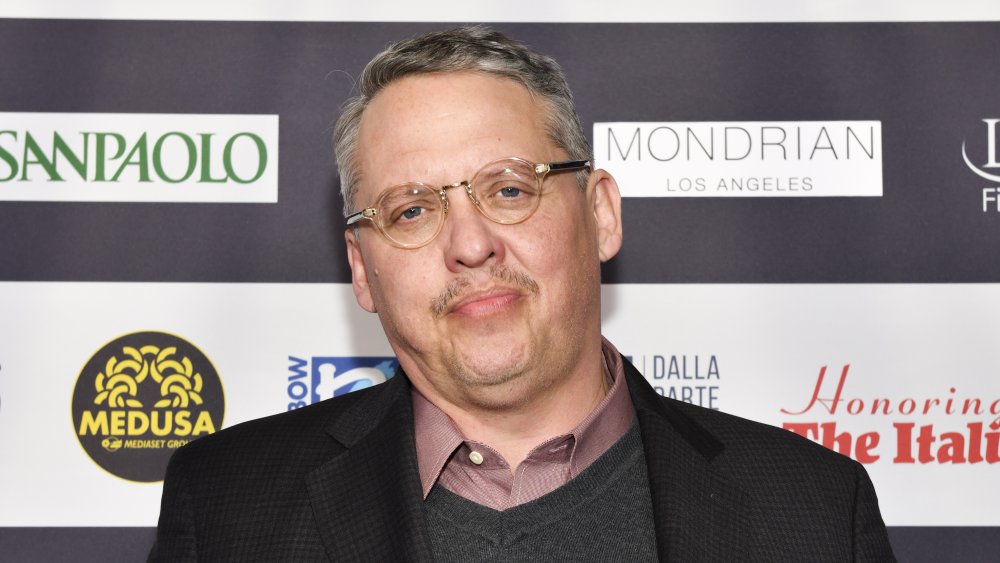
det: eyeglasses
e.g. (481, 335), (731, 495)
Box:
(345, 157), (590, 249)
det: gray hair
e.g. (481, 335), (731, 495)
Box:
(334, 26), (592, 216)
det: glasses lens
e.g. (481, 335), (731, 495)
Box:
(473, 159), (540, 224)
(377, 184), (443, 246)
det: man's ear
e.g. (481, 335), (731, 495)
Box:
(345, 229), (377, 313)
(588, 169), (623, 262)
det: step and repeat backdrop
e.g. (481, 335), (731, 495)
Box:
(1, 3), (999, 561)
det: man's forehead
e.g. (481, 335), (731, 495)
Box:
(354, 71), (555, 187)
(360, 72), (542, 135)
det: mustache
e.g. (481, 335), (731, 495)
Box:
(430, 265), (539, 317)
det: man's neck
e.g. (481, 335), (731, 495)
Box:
(422, 352), (611, 472)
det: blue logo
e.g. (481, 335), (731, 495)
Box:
(286, 356), (397, 410)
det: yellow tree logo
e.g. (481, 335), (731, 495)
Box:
(93, 345), (204, 409)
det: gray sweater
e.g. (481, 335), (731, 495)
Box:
(424, 422), (658, 562)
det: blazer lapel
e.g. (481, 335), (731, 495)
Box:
(305, 375), (434, 562)
(624, 359), (751, 562)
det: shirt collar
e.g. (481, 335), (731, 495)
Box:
(411, 336), (635, 499)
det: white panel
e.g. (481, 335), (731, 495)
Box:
(2, 0), (1000, 23)
(1, 282), (997, 525)
(595, 121), (882, 198)
(0, 113), (279, 203)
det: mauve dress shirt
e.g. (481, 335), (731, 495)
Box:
(412, 337), (636, 511)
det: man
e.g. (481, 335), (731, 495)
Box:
(151, 27), (895, 561)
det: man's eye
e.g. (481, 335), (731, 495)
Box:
(400, 206), (424, 220)
(498, 186), (522, 198)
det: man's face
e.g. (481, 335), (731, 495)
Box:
(345, 71), (621, 412)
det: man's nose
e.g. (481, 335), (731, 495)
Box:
(439, 188), (504, 272)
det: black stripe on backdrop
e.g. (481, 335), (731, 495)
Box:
(1, 527), (999, 562)
(1, 20), (998, 283)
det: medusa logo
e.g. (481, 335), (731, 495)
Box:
(72, 331), (225, 483)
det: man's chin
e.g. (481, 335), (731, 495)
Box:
(437, 326), (548, 401)
(452, 358), (524, 387)
(448, 344), (531, 388)
(451, 368), (536, 411)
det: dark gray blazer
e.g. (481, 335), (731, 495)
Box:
(149, 357), (895, 561)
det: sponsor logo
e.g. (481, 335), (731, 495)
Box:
(286, 356), (397, 410)
(781, 364), (1000, 464)
(961, 119), (1000, 212)
(627, 353), (720, 409)
(0, 112), (278, 202)
(102, 436), (123, 452)
(72, 331), (225, 482)
(594, 121), (882, 197)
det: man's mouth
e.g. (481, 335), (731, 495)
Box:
(431, 264), (539, 317)
(447, 288), (523, 318)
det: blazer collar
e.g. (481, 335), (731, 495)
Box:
(623, 357), (752, 561)
(305, 373), (434, 562)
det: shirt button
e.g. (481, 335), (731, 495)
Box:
(469, 451), (484, 465)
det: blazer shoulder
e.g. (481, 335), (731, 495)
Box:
(663, 398), (894, 559)
(667, 397), (857, 470)
(623, 357), (853, 472)
(169, 374), (403, 475)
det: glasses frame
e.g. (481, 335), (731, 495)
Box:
(345, 157), (591, 249)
